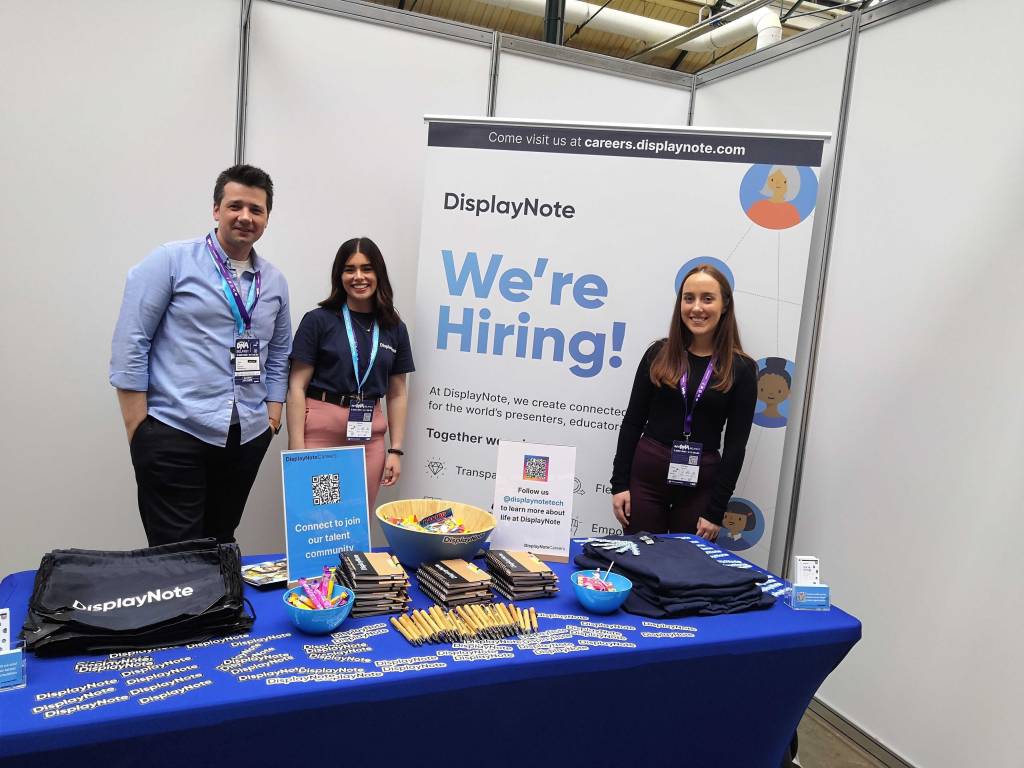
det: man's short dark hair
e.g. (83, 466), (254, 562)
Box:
(214, 164), (274, 212)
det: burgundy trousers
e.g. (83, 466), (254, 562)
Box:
(624, 436), (720, 535)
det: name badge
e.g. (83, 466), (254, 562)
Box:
(667, 441), (702, 486)
(346, 399), (376, 441)
(233, 338), (261, 384)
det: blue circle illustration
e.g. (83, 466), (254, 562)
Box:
(675, 257), (735, 294)
(753, 356), (794, 428)
(718, 497), (764, 552)
(739, 165), (818, 230)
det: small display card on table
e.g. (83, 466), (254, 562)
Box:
(491, 441), (575, 563)
(281, 447), (371, 584)
(0, 607), (26, 691)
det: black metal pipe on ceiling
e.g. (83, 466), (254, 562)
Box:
(543, 0), (567, 43)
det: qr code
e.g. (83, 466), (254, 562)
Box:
(311, 473), (340, 505)
(688, 456), (699, 465)
(522, 455), (549, 482)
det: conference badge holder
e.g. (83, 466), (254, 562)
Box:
(668, 440), (702, 486)
(670, 360), (715, 487)
(233, 337), (261, 384)
(346, 398), (375, 441)
(0, 608), (27, 692)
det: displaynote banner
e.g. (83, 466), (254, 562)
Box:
(404, 118), (827, 566)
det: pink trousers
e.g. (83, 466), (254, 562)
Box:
(303, 398), (388, 512)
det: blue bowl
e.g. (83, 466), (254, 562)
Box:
(570, 570), (633, 615)
(282, 585), (355, 635)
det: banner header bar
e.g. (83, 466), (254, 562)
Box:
(428, 122), (825, 167)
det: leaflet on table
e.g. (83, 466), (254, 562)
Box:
(0, 648), (26, 692)
(791, 555), (820, 585)
(241, 559), (288, 588)
(490, 441), (575, 562)
(787, 584), (831, 611)
(281, 447), (371, 584)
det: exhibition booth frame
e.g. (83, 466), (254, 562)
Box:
(2, 0), (1018, 766)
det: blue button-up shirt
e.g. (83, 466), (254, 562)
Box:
(110, 230), (291, 446)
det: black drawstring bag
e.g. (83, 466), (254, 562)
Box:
(21, 538), (255, 656)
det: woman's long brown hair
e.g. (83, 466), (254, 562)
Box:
(649, 264), (750, 392)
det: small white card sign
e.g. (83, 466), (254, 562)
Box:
(491, 441), (576, 562)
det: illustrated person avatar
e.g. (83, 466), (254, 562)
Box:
(746, 166), (802, 230)
(755, 357), (792, 428)
(720, 499), (757, 550)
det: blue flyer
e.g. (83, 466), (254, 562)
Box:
(0, 649), (26, 691)
(280, 447), (371, 583)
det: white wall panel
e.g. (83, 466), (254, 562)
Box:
(693, 35), (848, 134)
(240, 1), (492, 552)
(0, 0), (239, 573)
(792, 1), (1024, 766)
(496, 52), (689, 125)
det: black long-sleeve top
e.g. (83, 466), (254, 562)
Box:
(610, 342), (757, 524)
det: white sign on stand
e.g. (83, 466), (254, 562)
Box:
(491, 441), (575, 562)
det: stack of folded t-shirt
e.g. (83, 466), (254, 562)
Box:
(573, 533), (775, 618)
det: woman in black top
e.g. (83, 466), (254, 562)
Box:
(610, 264), (756, 540)
(286, 237), (415, 511)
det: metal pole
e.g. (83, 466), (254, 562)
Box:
(233, 0), (253, 165)
(487, 32), (501, 117)
(769, 9), (862, 577)
(687, 73), (697, 126)
(543, 0), (566, 44)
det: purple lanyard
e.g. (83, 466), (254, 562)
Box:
(679, 357), (716, 439)
(206, 234), (261, 333)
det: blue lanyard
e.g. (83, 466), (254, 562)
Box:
(206, 234), (260, 336)
(342, 305), (379, 397)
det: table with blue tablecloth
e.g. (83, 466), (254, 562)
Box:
(0, 536), (860, 768)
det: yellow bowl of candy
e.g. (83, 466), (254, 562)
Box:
(376, 499), (496, 569)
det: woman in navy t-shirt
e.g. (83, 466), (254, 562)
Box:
(286, 237), (415, 510)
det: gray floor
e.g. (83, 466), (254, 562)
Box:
(796, 709), (887, 768)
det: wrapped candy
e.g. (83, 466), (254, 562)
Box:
(577, 571), (617, 592)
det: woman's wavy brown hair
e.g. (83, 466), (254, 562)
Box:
(649, 264), (750, 393)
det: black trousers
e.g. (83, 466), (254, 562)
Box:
(129, 416), (273, 546)
(624, 436), (721, 534)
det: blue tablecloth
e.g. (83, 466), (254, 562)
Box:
(0, 537), (859, 768)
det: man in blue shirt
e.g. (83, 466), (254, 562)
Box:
(110, 165), (291, 546)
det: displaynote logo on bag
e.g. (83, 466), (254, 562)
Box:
(72, 586), (194, 613)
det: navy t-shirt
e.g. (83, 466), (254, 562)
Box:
(291, 307), (415, 399)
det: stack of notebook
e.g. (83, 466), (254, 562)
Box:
(416, 559), (493, 609)
(337, 551), (411, 618)
(485, 550), (559, 601)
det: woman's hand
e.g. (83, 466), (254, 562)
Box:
(696, 517), (720, 541)
(382, 452), (401, 486)
(612, 491), (631, 528)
